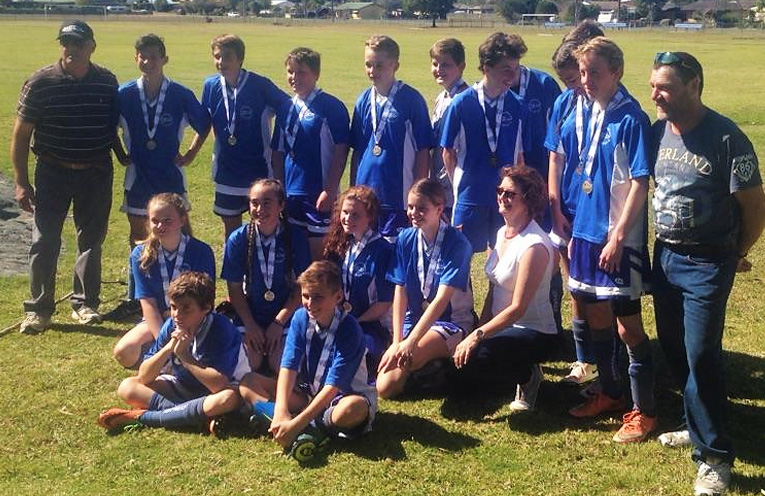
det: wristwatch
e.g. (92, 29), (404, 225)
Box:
(474, 328), (485, 341)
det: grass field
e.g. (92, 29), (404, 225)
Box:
(0, 19), (764, 495)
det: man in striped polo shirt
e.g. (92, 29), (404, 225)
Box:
(11, 20), (119, 334)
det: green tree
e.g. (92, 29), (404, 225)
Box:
(535, 0), (557, 14)
(402, 0), (454, 26)
(497, 0), (529, 21)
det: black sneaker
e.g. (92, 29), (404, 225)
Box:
(103, 299), (142, 322)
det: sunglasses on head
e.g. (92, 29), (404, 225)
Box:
(654, 52), (700, 79)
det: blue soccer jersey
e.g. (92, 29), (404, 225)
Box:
(571, 86), (651, 247)
(118, 78), (211, 209)
(282, 308), (376, 404)
(221, 223), (311, 327)
(271, 90), (350, 199)
(201, 70), (289, 195)
(549, 90), (586, 220)
(131, 236), (216, 314)
(339, 236), (394, 319)
(387, 225), (473, 333)
(440, 85), (526, 207)
(512, 67), (561, 176)
(145, 312), (242, 394)
(350, 82), (434, 211)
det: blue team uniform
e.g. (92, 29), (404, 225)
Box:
(440, 86), (526, 252)
(568, 86), (652, 300)
(512, 67), (561, 176)
(431, 82), (469, 214)
(201, 70), (289, 215)
(145, 312), (242, 397)
(271, 90), (350, 234)
(546, 89), (585, 222)
(221, 223), (311, 327)
(118, 79), (211, 215)
(131, 236), (216, 314)
(351, 82), (433, 235)
(387, 225), (474, 334)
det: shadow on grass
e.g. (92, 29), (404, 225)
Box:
(337, 411), (480, 462)
(732, 472), (765, 496)
(51, 322), (124, 338)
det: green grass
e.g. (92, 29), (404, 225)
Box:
(1, 19), (764, 495)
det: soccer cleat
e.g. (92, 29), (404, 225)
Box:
(694, 457), (731, 495)
(561, 361), (599, 385)
(102, 299), (142, 322)
(19, 313), (51, 334)
(98, 407), (147, 430)
(612, 410), (658, 443)
(71, 306), (102, 325)
(288, 427), (329, 463)
(208, 416), (228, 439)
(658, 429), (692, 448)
(568, 391), (627, 418)
(580, 380), (603, 399)
(509, 364), (543, 412)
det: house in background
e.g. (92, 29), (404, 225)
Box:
(334, 2), (385, 19)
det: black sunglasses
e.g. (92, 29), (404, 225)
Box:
(654, 52), (701, 80)
(496, 187), (519, 200)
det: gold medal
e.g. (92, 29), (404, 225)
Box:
(582, 179), (593, 194)
(343, 301), (352, 313)
(372, 144), (382, 156)
(421, 300), (430, 311)
(228, 135), (237, 146)
(146, 139), (157, 151)
(264, 290), (275, 302)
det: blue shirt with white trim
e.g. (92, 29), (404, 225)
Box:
(271, 90), (350, 199)
(548, 89), (584, 220)
(118, 79), (211, 198)
(440, 86), (526, 207)
(351, 83), (434, 210)
(338, 236), (394, 318)
(512, 67), (561, 176)
(201, 70), (289, 191)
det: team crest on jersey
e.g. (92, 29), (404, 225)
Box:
(500, 112), (514, 126)
(387, 109), (399, 121)
(303, 111), (315, 121)
(601, 128), (612, 146)
(732, 153), (757, 183)
(528, 98), (542, 114)
(240, 106), (254, 120)
(160, 113), (174, 126)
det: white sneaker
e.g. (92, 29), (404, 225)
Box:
(658, 429), (692, 448)
(71, 306), (102, 325)
(694, 457), (731, 495)
(509, 364), (543, 412)
(19, 313), (51, 334)
(562, 361), (599, 385)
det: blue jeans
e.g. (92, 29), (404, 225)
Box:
(652, 241), (737, 463)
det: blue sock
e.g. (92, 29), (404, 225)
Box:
(549, 270), (564, 334)
(148, 392), (178, 411)
(592, 326), (622, 399)
(627, 338), (656, 416)
(140, 396), (206, 429)
(572, 319), (594, 364)
(252, 401), (275, 422)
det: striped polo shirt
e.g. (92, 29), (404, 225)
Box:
(18, 61), (119, 164)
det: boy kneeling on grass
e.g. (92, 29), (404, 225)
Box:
(239, 261), (377, 460)
(99, 271), (249, 435)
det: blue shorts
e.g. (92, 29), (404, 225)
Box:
(286, 195), (331, 237)
(214, 191), (249, 217)
(452, 203), (503, 253)
(378, 208), (409, 240)
(568, 238), (650, 301)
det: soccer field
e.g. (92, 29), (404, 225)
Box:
(0, 19), (763, 495)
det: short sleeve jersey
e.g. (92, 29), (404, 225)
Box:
(271, 90), (350, 199)
(513, 67), (561, 176)
(221, 223), (311, 327)
(652, 110), (761, 250)
(550, 91), (587, 220)
(131, 237), (216, 314)
(440, 86), (526, 207)
(337, 236), (394, 318)
(350, 83), (434, 210)
(118, 79), (211, 197)
(571, 88), (651, 247)
(387, 225), (473, 333)
(201, 71), (289, 191)
(281, 308), (376, 402)
(145, 312), (242, 393)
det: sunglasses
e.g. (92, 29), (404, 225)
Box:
(496, 187), (519, 200)
(654, 52), (701, 80)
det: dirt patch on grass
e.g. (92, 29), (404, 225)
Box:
(0, 173), (32, 277)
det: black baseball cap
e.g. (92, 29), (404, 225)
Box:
(57, 20), (94, 42)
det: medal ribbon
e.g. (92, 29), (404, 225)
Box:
(255, 224), (280, 294)
(158, 234), (189, 308)
(447, 78), (466, 98)
(577, 87), (629, 180)
(305, 307), (346, 395)
(137, 76), (169, 142)
(285, 88), (320, 152)
(220, 70), (250, 141)
(474, 82), (506, 157)
(342, 229), (380, 302)
(370, 80), (402, 148)
(417, 220), (447, 301)
(191, 313), (214, 360)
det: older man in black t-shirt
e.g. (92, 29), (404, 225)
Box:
(649, 52), (765, 496)
(11, 20), (119, 334)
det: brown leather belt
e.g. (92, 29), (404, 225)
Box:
(38, 154), (109, 170)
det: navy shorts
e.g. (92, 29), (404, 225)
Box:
(452, 203), (503, 253)
(286, 195), (331, 237)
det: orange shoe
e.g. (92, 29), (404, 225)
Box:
(612, 410), (658, 443)
(568, 391), (627, 418)
(98, 407), (147, 430)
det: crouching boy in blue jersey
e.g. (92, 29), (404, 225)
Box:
(98, 271), (249, 435)
(239, 261), (377, 460)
